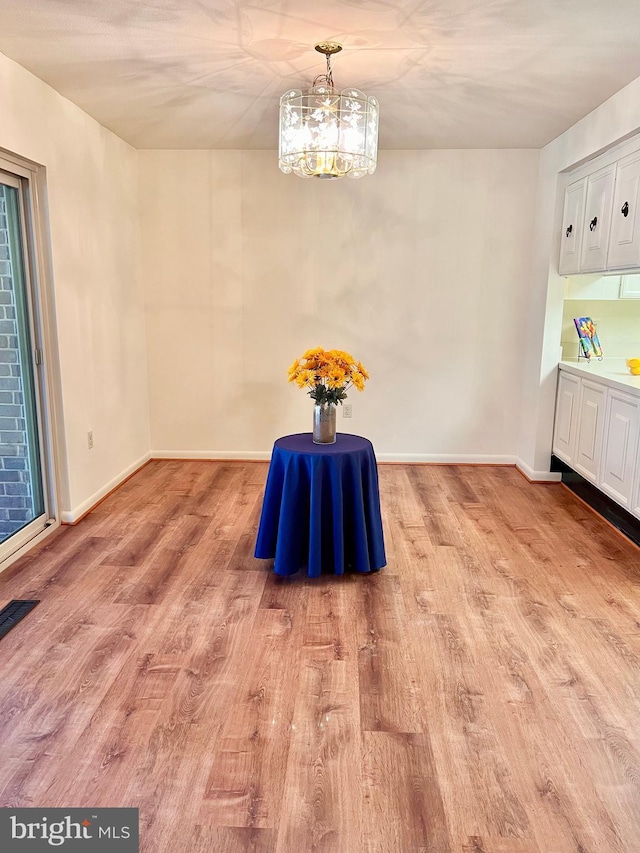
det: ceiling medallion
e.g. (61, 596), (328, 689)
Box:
(278, 41), (379, 180)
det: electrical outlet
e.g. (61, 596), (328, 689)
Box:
(343, 403), (353, 418)
(88, 430), (94, 450)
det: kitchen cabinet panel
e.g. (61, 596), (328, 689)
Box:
(608, 150), (640, 270)
(553, 371), (581, 465)
(580, 165), (616, 273)
(631, 439), (640, 520)
(599, 389), (640, 508)
(559, 179), (586, 275)
(619, 274), (640, 298)
(574, 380), (606, 483)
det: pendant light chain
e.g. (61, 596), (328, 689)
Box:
(313, 52), (335, 89)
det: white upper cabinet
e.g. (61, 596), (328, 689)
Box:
(558, 138), (640, 274)
(566, 274), (620, 299)
(608, 150), (640, 270)
(580, 165), (616, 273)
(619, 274), (640, 298)
(559, 179), (586, 275)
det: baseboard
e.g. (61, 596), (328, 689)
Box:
(153, 450), (517, 465)
(152, 452), (562, 480)
(376, 453), (517, 464)
(61, 452), (152, 524)
(515, 457), (562, 483)
(152, 450), (271, 461)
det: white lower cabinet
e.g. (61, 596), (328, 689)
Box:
(552, 371), (581, 464)
(599, 388), (640, 508)
(554, 368), (640, 517)
(631, 440), (640, 519)
(574, 379), (606, 483)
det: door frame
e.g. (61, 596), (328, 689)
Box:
(0, 151), (64, 570)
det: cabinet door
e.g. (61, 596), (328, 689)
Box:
(599, 389), (640, 508)
(619, 274), (640, 298)
(558, 178), (586, 275)
(574, 380), (606, 483)
(553, 371), (581, 465)
(580, 165), (616, 272)
(608, 150), (640, 269)
(631, 438), (640, 520)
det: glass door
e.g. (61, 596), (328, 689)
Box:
(0, 169), (52, 558)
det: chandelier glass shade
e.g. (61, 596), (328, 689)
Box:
(278, 45), (379, 180)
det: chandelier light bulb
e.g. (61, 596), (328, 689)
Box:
(278, 43), (379, 180)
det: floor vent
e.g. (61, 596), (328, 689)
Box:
(0, 599), (40, 641)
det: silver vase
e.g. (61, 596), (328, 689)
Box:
(313, 403), (337, 444)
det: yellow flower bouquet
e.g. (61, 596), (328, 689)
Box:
(287, 347), (369, 405)
(288, 348), (369, 443)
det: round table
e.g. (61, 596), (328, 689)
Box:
(254, 433), (386, 577)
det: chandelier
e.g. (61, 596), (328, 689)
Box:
(278, 42), (379, 180)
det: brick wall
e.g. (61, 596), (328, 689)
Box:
(0, 187), (35, 539)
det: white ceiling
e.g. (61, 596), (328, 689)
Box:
(1, 0), (640, 149)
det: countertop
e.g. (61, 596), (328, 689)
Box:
(559, 358), (640, 396)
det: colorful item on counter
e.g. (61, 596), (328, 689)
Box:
(573, 317), (603, 360)
(626, 358), (640, 375)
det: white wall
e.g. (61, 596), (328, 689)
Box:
(0, 51), (150, 519)
(140, 149), (539, 460)
(518, 75), (640, 479)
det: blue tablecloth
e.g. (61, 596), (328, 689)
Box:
(254, 433), (386, 577)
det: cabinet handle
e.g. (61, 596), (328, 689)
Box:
(589, 216), (598, 231)
(622, 201), (629, 217)
(566, 224), (573, 237)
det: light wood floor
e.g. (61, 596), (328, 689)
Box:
(0, 461), (639, 852)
